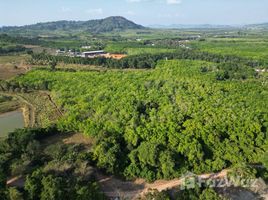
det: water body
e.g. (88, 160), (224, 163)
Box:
(0, 110), (25, 138)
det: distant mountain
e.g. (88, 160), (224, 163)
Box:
(149, 24), (234, 29)
(149, 22), (268, 30)
(0, 16), (145, 35)
(243, 23), (268, 30)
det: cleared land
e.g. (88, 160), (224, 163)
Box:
(0, 54), (30, 80)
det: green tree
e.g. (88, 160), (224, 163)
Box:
(25, 169), (43, 200)
(93, 136), (122, 174)
(261, 150), (268, 169)
(25, 140), (41, 162)
(75, 183), (106, 200)
(49, 60), (57, 71)
(142, 189), (170, 200)
(41, 175), (65, 200)
(200, 188), (223, 200)
(137, 142), (159, 167)
(159, 151), (176, 179)
(8, 187), (24, 200)
(0, 170), (7, 200)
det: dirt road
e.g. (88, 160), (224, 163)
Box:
(95, 169), (230, 199)
(7, 169), (230, 199)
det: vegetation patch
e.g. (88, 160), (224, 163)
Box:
(0, 95), (20, 114)
(12, 60), (268, 182)
(0, 127), (105, 200)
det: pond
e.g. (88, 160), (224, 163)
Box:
(0, 110), (25, 138)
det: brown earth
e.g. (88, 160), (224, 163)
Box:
(103, 53), (127, 60)
(0, 64), (26, 80)
(95, 169), (231, 199)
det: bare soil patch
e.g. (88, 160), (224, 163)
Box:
(0, 64), (26, 80)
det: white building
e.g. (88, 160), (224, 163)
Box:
(81, 50), (105, 58)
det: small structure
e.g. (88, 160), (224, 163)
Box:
(82, 50), (105, 58)
(81, 46), (92, 49)
(255, 69), (267, 73)
(69, 52), (81, 57)
(56, 49), (66, 55)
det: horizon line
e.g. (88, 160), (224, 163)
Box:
(0, 16), (267, 28)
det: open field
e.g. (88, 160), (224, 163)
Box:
(0, 54), (30, 80)
(0, 54), (30, 64)
(0, 65), (27, 80)
(190, 38), (268, 65)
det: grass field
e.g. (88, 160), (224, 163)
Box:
(190, 38), (268, 64)
(104, 29), (204, 40)
(0, 54), (29, 64)
(105, 42), (177, 55)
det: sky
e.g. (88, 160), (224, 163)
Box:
(0, 0), (268, 26)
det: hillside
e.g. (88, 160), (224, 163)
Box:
(149, 24), (234, 29)
(244, 23), (268, 30)
(0, 16), (145, 35)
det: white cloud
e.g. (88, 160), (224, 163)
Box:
(61, 7), (71, 13)
(166, 0), (182, 5)
(157, 12), (181, 18)
(85, 8), (103, 16)
(126, 0), (154, 3)
(126, 0), (182, 5)
(125, 11), (136, 16)
(127, 0), (146, 2)
(127, 0), (142, 2)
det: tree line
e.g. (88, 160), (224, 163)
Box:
(0, 45), (26, 55)
(28, 48), (264, 69)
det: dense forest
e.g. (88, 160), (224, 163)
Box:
(10, 60), (268, 182)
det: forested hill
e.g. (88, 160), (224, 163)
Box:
(0, 16), (145, 35)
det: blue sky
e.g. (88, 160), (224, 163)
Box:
(0, 0), (268, 26)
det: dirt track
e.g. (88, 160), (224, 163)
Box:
(7, 168), (230, 200)
(95, 169), (230, 199)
